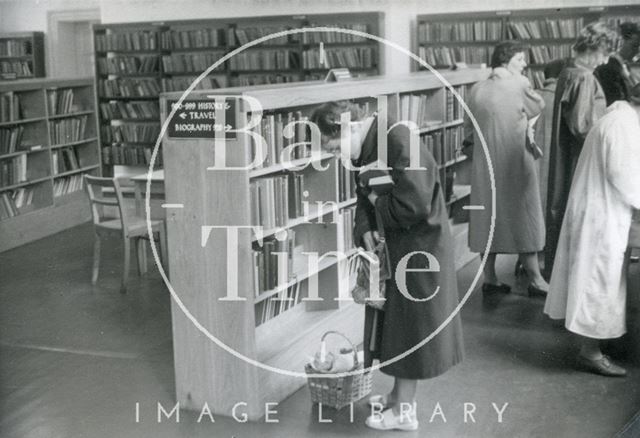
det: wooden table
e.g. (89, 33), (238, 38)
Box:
(130, 170), (165, 217)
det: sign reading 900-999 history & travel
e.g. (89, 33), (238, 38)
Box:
(167, 98), (236, 139)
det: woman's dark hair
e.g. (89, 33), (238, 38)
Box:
(309, 101), (365, 139)
(490, 41), (528, 68)
(543, 58), (568, 80)
(620, 22), (640, 41)
(573, 22), (616, 54)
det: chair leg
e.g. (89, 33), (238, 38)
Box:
(121, 237), (131, 294)
(158, 225), (169, 272)
(92, 234), (101, 285)
(135, 238), (148, 276)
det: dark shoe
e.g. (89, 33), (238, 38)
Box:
(576, 354), (627, 377)
(527, 284), (547, 298)
(482, 283), (511, 295)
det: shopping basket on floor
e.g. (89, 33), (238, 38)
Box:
(304, 330), (372, 409)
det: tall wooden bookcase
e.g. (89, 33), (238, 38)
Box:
(0, 78), (101, 252)
(0, 32), (45, 80)
(94, 12), (384, 175)
(159, 67), (488, 420)
(413, 5), (640, 88)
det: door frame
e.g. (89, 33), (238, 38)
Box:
(46, 8), (101, 77)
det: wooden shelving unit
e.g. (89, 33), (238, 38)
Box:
(159, 67), (488, 420)
(0, 78), (101, 252)
(94, 12), (384, 175)
(0, 32), (45, 80)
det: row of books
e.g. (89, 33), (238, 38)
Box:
(98, 78), (162, 97)
(421, 125), (464, 166)
(101, 123), (160, 144)
(302, 47), (376, 69)
(161, 52), (226, 74)
(0, 60), (33, 76)
(398, 93), (438, 129)
(0, 126), (24, 154)
(445, 85), (466, 122)
(254, 281), (302, 326)
(94, 31), (158, 52)
(47, 88), (78, 116)
(99, 101), (160, 121)
(418, 46), (491, 67)
(301, 23), (370, 44)
(0, 187), (35, 219)
(101, 145), (162, 166)
(97, 56), (160, 75)
(49, 116), (88, 145)
(250, 111), (311, 168)
(52, 147), (80, 175)
(338, 164), (356, 202)
(230, 26), (293, 47)
(527, 44), (573, 64)
(228, 50), (299, 71)
(0, 154), (28, 187)
(160, 28), (226, 49)
(0, 40), (32, 57)
(53, 174), (83, 197)
(417, 21), (503, 43)
(339, 207), (356, 253)
(250, 174), (306, 229)
(0, 92), (21, 122)
(161, 76), (221, 91)
(252, 231), (296, 295)
(506, 18), (585, 40)
(527, 70), (545, 89)
(229, 74), (298, 87)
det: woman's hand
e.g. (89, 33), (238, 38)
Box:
(367, 191), (378, 206)
(362, 230), (380, 251)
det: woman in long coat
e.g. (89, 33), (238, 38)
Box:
(465, 41), (548, 296)
(311, 101), (464, 431)
(544, 94), (640, 377)
(544, 22), (615, 276)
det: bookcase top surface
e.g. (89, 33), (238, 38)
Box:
(0, 31), (44, 39)
(161, 68), (490, 110)
(0, 77), (94, 92)
(416, 5), (631, 20)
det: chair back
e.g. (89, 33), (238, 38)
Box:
(84, 175), (128, 230)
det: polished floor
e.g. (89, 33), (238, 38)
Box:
(0, 223), (639, 438)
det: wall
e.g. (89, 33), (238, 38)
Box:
(0, 0), (637, 75)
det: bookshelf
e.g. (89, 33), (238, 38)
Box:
(159, 67), (488, 420)
(0, 77), (100, 252)
(0, 32), (45, 80)
(94, 13), (383, 175)
(413, 7), (610, 88)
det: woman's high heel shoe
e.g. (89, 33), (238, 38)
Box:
(527, 284), (548, 297)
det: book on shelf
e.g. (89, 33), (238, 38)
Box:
(302, 47), (376, 69)
(302, 23), (369, 44)
(252, 230), (296, 296)
(0, 154), (28, 186)
(339, 206), (356, 252)
(97, 55), (160, 75)
(101, 144), (162, 166)
(250, 175), (290, 229)
(254, 281), (303, 326)
(98, 78), (161, 98)
(250, 111), (311, 168)
(228, 49), (300, 71)
(0, 92), (21, 122)
(287, 173), (305, 219)
(99, 101), (160, 120)
(161, 52), (226, 74)
(49, 116), (88, 145)
(52, 147), (80, 175)
(506, 17), (584, 40)
(338, 163), (356, 202)
(101, 123), (160, 144)
(230, 26), (293, 47)
(527, 44), (572, 64)
(230, 74), (299, 87)
(527, 70), (545, 89)
(0, 125), (25, 154)
(445, 85), (465, 122)
(418, 20), (503, 43)
(0, 187), (34, 219)
(160, 28), (226, 50)
(0, 39), (32, 57)
(53, 174), (84, 197)
(421, 131), (443, 165)
(162, 76), (221, 91)
(95, 31), (158, 52)
(442, 125), (464, 165)
(47, 88), (80, 116)
(0, 60), (33, 77)
(419, 46), (490, 68)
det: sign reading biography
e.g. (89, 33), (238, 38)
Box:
(167, 97), (237, 139)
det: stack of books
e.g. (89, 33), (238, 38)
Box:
(49, 116), (88, 145)
(0, 92), (21, 122)
(95, 31), (158, 51)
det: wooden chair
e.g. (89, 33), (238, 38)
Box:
(84, 175), (167, 293)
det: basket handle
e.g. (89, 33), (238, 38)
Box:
(320, 330), (359, 368)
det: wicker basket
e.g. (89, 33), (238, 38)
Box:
(304, 331), (372, 409)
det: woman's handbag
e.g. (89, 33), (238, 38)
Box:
(351, 209), (390, 310)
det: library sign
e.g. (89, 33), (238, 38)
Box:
(167, 98), (236, 139)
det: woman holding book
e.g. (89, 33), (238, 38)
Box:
(311, 102), (464, 432)
(544, 22), (616, 277)
(464, 40), (549, 297)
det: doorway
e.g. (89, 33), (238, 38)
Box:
(47, 9), (100, 78)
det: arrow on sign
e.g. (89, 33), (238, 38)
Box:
(179, 113), (187, 119)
